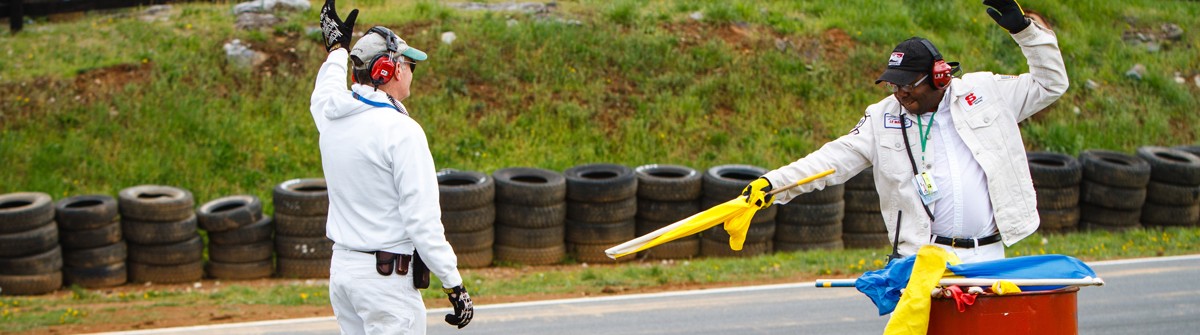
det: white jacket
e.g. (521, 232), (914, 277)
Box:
(310, 48), (462, 288)
(764, 23), (1068, 256)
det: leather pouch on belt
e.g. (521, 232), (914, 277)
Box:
(412, 250), (430, 289)
(375, 251), (411, 276)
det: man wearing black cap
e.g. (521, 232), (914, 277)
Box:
(741, 0), (1067, 262)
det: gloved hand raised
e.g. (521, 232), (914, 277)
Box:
(740, 177), (775, 209)
(983, 0), (1031, 34)
(319, 0), (359, 53)
(443, 285), (474, 329)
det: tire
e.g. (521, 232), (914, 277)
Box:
(843, 189), (881, 212)
(845, 168), (876, 190)
(702, 164), (768, 199)
(1079, 180), (1146, 210)
(635, 164), (702, 202)
(568, 242), (632, 264)
(58, 220), (122, 250)
(455, 248), (493, 269)
(64, 262), (126, 288)
(273, 178), (329, 216)
(494, 225), (564, 248)
(635, 199), (700, 222)
(1136, 146), (1200, 186)
(774, 222), (842, 244)
(1079, 221), (1142, 232)
(777, 201), (845, 226)
(0, 222), (58, 258)
(127, 236), (203, 266)
(442, 205), (495, 234)
(843, 211), (887, 233)
(122, 214), (197, 245)
(1172, 145), (1200, 161)
(446, 226), (495, 253)
(197, 195), (264, 233)
(564, 163), (637, 202)
(1027, 152), (1083, 188)
(209, 215), (274, 245)
(127, 261), (203, 284)
(276, 257), (330, 279)
(702, 221), (775, 244)
(274, 235), (334, 259)
(0, 271), (62, 295)
(438, 169), (495, 211)
(699, 197), (778, 223)
(1146, 181), (1200, 206)
(493, 167), (566, 206)
(493, 244), (565, 266)
(54, 194), (118, 231)
(700, 238), (771, 258)
(495, 202), (565, 229)
(565, 218), (635, 244)
(0, 245), (61, 275)
(209, 240), (274, 263)
(566, 197), (636, 223)
(1035, 186), (1080, 210)
(1080, 150), (1151, 188)
(1079, 204), (1141, 226)
(273, 213), (326, 237)
(1038, 207), (1080, 231)
(0, 192), (54, 234)
(788, 184), (846, 205)
(1140, 202), (1200, 226)
(118, 185), (195, 222)
(776, 240), (844, 252)
(63, 242), (126, 269)
(639, 238), (700, 260)
(843, 232), (891, 249)
(206, 260), (273, 280)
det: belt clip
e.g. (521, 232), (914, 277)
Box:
(972, 238), (979, 248)
(950, 238), (956, 248)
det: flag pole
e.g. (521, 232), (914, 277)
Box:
(815, 276), (1105, 288)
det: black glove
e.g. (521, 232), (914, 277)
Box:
(320, 0), (359, 52)
(740, 177), (776, 209)
(443, 285), (474, 329)
(983, 0), (1031, 34)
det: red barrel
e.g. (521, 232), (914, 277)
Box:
(927, 286), (1078, 335)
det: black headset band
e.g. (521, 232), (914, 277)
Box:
(918, 39), (943, 61)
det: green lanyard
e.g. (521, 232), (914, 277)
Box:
(917, 112), (936, 162)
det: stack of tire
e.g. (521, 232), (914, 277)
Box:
(1027, 152), (1082, 234)
(842, 168), (890, 249)
(492, 168), (567, 265)
(699, 165), (774, 258)
(438, 169), (496, 268)
(634, 164), (702, 260)
(1077, 150), (1150, 232)
(198, 195), (273, 280)
(120, 185), (203, 284)
(1135, 146), (1200, 228)
(1173, 145), (1200, 226)
(56, 194), (125, 288)
(564, 163), (637, 264)
(273, 178), (332, 278)
(0, 192), (62, 295)
(774, 183), (845, 252)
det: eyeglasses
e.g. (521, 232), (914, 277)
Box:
(397, 59), (417, 72)
(884, 74), (927, 93)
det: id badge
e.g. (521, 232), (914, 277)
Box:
(912, 171), (942, 205)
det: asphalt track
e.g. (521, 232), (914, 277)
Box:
(89, 254), (1200, 335)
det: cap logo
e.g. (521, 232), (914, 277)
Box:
(888, 52), (904, 67)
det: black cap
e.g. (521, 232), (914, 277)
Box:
(875, 37), (941, 85)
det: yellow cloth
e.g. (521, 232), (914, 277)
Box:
(884, 245), (962, 335)
(991, 280), (1022, 295)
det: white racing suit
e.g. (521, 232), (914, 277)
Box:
(763, 22), (1068, 259)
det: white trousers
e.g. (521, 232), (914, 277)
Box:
(926, 237), (1006, 263)
(330, 249), (426, 335)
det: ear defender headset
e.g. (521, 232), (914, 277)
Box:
(354, 26), (401, 86)
(919, 39), (953, 89)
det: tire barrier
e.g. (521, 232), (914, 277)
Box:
(1028, 152), (1082, 234)
(55, 194), (125, 289)
(1136, 146), (1200, 228)
(842, 168), (890, 249)
(0, 192), (63, 295)
(200, 195), (272, 280)
(118, 185), (202, 284)
(439, 169), (496, 268)
(634, 164), (702, 260)
(564, 163), (637, 264)
(1078, 150), (1150, 232)
(700, 165), (773, 257)
(775, 182), (845, 252)
(492, 168), (566, 265)
(273, 179), (330, 278)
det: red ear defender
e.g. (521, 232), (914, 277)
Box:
(920, 39), (952, 89)
(369, 54), (396, 86)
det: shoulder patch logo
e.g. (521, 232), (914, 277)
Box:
(849, 114), (868, 135)
(888, 52), (905, 67)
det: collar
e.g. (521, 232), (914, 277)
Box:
(350, 84), (408, 115)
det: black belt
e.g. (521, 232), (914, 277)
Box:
(933, 233), (1002, 248)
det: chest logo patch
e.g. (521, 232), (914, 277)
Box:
(883, 113), (913, 129)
